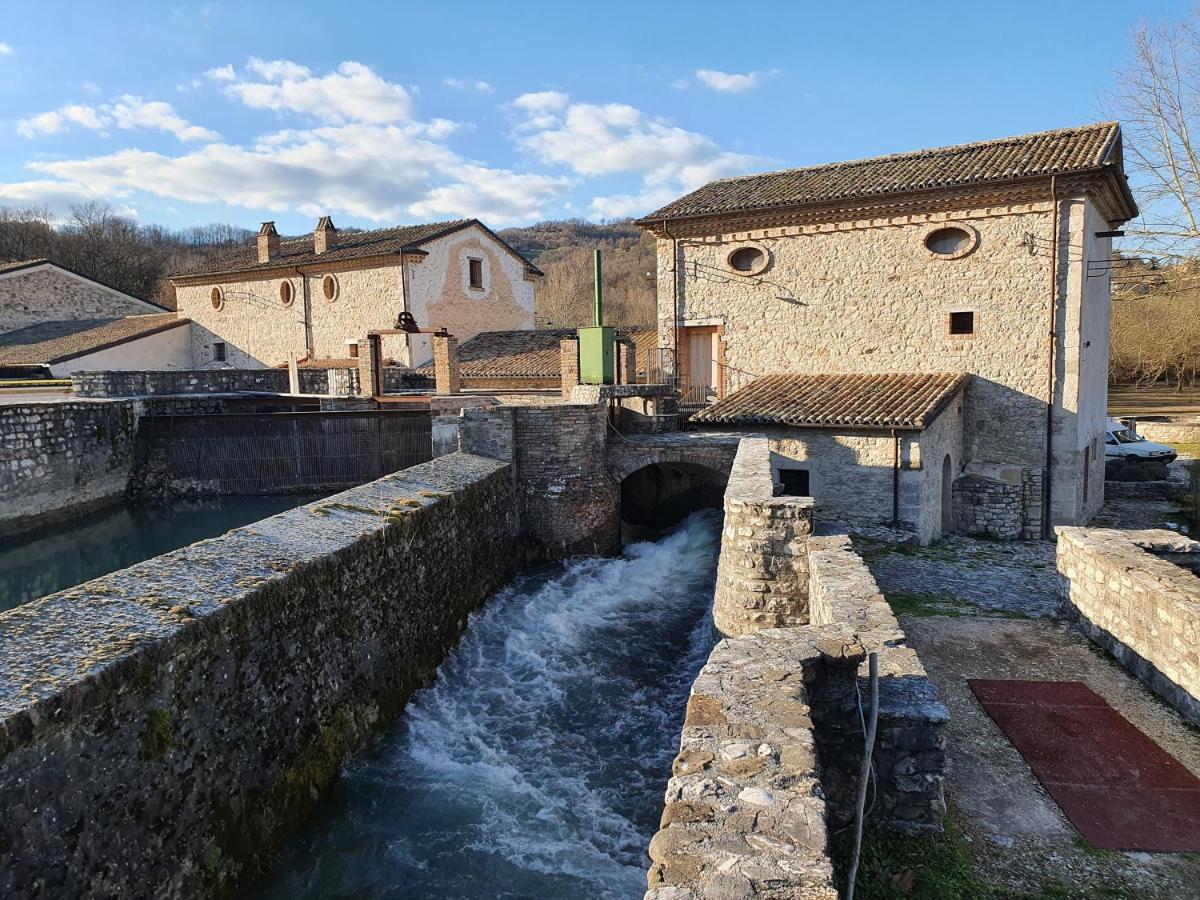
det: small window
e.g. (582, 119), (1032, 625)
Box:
(778, 468), (810, 496)
(213, 342), (227, 362)
(728, 246), (765, 273)
(280, 281), (294, 306)
(322, 274), (338, 301)
(948, 311), (975, 336)
(468, 258), (483, 289)
(210, 287), (224, 310)
(925, 226), (973, 257)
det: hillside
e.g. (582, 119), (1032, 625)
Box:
(500, 219), (657, 328)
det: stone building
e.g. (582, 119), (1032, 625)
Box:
(0, 259), (167, 335)
(171, 218), (541, 370)
(639, 122), (1138, 538)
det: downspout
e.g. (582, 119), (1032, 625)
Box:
(294, 266), (314, 356)
(892, 429), (901, 527)
(1043, 176), (1059, 538)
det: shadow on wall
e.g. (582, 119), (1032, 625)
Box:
(620, 462), (728, 541)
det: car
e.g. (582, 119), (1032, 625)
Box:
(1104, 417), (1178, 464)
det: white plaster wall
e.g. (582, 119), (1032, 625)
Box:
(406, 225), (535, 366)
(0, 266), (162, 334)
(49, 322), (193, 377)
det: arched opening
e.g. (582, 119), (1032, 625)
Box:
(620, 462), (727, 542)
(941, 454), (953, 535)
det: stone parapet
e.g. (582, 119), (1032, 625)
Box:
(71, 368), (353, 398)
(0, 453), (518, 897)
(713, 437), (814, 637)
(1057, 527), (1200, 725)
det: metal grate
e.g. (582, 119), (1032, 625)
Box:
(137, 410), (433, 495)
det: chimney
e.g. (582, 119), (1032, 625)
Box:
(257, 221), (280, 264)
(314, 215), (338, 254)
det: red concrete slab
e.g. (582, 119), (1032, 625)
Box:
(970, 680), (1200, 852)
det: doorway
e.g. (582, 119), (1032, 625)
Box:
(680, 326), (720, 410)
(941, 454), (954, 534)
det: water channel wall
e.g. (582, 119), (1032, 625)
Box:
(0, 452), (517, 898)
(649, 437), (948, 898)
(0, 399), (137, 538)
(1057, 527), (1200, 725)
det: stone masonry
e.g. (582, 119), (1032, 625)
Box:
(713, 437), (814, 637)
(953, 474), (1023, 540)
(1057, 527), (1200, 725)
(0, 263), (161, 334)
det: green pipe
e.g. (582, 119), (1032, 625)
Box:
(593, 248), (603, 327)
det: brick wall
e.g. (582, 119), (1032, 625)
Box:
(1057, 527), (1200, 725)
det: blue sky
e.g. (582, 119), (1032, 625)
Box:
(0, 0), (1190, 232)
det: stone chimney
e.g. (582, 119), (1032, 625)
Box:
(314, 215), (338, 254)
(257, 221), (280, 264)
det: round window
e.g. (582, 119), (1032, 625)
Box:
(280, 281), (294, 306)
(925, 226), (973, 257)
(322, 274), (338, 301)
(728, 246), (766, 274)
(210, 287), (224, 310)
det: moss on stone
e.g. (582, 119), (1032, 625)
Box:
(140, 708), (174, 760)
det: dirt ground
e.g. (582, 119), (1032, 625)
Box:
(857, 494), (1200, 899)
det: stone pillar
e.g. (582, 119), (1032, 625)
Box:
(615, 338), (636, 384)
(559, 337), (579, 398)
(433, 334), (461, 395)
(357, 334), (379, 398)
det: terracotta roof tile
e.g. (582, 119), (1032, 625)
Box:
(640, 123), (1133, 223)
(170, 218), (542, 279)
(692, 372), (968, 430)
(0, 314), (188, 366)
(415, 327), (657, 378)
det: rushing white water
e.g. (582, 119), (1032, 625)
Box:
(251, 511), (721, 899)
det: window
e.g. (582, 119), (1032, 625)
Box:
(948, 311), (975, 336)
(322, 274), (338, 301)
(727, 245), (768, 275)
(213, 342), (227, 362)
(280, 281), (294, 306)
(924, 225), (977, 259)
(209, 286), (224, 310)
(468, 257), (484, 289)
(778, 468), (810, 496)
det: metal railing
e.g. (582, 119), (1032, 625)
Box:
(642, 347), (757, 413)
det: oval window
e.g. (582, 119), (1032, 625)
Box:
(279, 281), (294, 306)
(210, 287), (224, 310)
(729, 246), (765, 273)
(925, 227), (973, 257)
(322, 274), (338, 301)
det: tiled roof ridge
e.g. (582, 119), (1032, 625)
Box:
(700, 122), (1119, 189)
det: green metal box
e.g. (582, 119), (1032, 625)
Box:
(578, 325), (615, 385)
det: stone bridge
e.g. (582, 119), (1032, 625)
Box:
(605, 431), (744, 484)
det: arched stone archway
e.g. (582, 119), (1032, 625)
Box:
(618, 460), (729, 538)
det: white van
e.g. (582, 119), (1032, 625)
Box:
(1104, 418), (1177, 463)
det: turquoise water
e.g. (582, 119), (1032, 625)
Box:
(0, 494), (328, 611)
(249, 511), (721, 900)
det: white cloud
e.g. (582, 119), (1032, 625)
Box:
(82, 81), (101, 95)
(224, 59), (414, 124)
(17, 96), (216, 142)
(695, 68), (766, 92)
(443, 78), (494, 94)
(514, 95), (756, 218)
(0, 42), (11, 56)
(513, 90), (569, 113)
(108, 95), (219, 142)
(205, 64), (236, 82)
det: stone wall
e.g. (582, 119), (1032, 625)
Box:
(0, 264), (161, 333)
(1057, 527), (1200, 725)
(713, 437), (815, 637)
(953, 474), (1023, 539)
(72, 368), (349, 398)
(0, 399), (136, 537)
(0, 453), (518, 897)
(1130, 418), (1200, 447)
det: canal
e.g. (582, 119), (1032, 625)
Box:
(249, 510), (721, 899)
(0, 494), (329, 612)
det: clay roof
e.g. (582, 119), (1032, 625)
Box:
(0, 314), (188, 366)
(413, 326), (657, 378)
(640, 123), (1136, 225)
(170, 219), (543, 279)
(692, 372), (968, 430)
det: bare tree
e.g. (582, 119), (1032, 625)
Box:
(1110, 17), (1200, 260)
